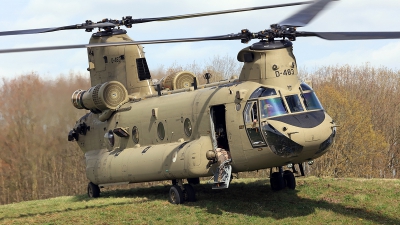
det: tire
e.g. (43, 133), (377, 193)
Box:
(270, 172), (285, 191)
(284, 170), (296, 190)
(183, 184), (196, 202)
(169, 185), (185, 204)
(87, 182), (100, 198)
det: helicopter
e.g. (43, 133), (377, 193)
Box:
(1, 0), (400, 204)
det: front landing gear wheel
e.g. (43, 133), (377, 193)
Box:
(270, 172), (285, 191)
(183, 184), (196, 202)
(87, 182), (100, 198)
(284, 170), (296, 190)
(169, 185), (185, 204)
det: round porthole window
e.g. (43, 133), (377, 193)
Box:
(157, 122), (165, 140)
(132, 126), (139, 143)
(104, 130), (114, 147)
(184, 118), (192, 137)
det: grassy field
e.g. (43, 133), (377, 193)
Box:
(0, 177), (399, 224)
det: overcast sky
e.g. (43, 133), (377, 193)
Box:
(0, 0), (399, 81)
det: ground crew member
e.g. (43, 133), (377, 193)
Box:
(215, 148), (231, 182)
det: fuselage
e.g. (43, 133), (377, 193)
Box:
(71, 35), (336, 186)
(76, 78), (335, 186)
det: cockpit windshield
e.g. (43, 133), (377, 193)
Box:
(285, 95), (304, 113)
(302, 92), (323, 110)
(260, 97), (288, 118)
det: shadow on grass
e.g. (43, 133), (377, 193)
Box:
(75, 179), (400, 224)
(0, 200), (142, 221)
(3, 179), (398, 224)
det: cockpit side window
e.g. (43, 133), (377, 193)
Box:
(244, 101), (259, 123)
(285, 95), (304, 113)
(243, 101), (266, 147)
(250, 87), (277, 99)
(300, 82), (313, 91)
(260, 88), (277, 97)
(250, 87), (265, 99)
(260, 97), (288, 118)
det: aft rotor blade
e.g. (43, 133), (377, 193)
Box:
(297, 31), (400, 40)
(130, 1), (312, 24)
(0, 34), (244, 54)
(279, 0), (336, 27)
(0, 23), (116, 37)
(0, 2), (312, 37)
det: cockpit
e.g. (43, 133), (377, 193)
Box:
(254, 82), (323, 119)
(243, 82), (326, 157)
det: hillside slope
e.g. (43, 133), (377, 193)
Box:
(0, 177), (399, 224)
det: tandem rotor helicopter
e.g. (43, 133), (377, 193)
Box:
(1, 0), (400, 204)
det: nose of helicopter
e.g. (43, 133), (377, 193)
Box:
(263, 111), (335, 159)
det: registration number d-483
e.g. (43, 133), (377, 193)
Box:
(275, 69), (295, 77)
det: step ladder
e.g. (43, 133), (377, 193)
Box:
(211, 159), (232, 189)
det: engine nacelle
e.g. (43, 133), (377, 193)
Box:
(161, 71), (196, 90)
(72, 81), (128, 113)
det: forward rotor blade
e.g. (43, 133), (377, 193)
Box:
(0, 22), (116, 37)
(0, 1), (312, 37)
(297, 31), (400, 40)
(0, 34), (244, 54)
(279, 0), (336, 27)
(130, 1), (312, 24)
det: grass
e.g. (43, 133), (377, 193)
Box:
(0, 177), (399, 224)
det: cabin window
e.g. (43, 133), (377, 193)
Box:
(132, 126), (139, 143)
(104, 130), (114, 147)
(157, 122), (165, 140)
(285, 95), (304, 113)
(301, 92), (324, 110)
(243, 101), (266, 147)
(260, 97), (288, 118)
(184, 118), (192, 137)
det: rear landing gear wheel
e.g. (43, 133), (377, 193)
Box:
(283, 170), (296, 190)
(183, 184), (196, 202)
(270, 172), (285, 191)
(169, 185), (185, 204)
(87, 182), (100, 198)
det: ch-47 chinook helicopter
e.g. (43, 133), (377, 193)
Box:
(1, 0), (400, 204)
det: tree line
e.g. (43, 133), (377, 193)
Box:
(0, 60), (398, 205)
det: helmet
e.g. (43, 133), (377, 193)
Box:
(206, 150), (216, 160)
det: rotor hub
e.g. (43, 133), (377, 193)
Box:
(250, 39), (292, 50)
(92, 29), (127, 37)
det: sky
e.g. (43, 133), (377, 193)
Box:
(0, 0), (399, 81)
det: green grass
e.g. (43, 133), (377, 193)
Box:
(0, 177), (399, 224)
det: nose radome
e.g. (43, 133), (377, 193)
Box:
(264, 111), (335, 158)
(268, 111), (326, 128)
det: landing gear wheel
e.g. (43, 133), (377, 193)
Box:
(183, 184), (196, 202)
(87, 182), (100, 198)
(283, 170), (296, 190)
(270, 172), (285, 191)
(169, 185), (185, 204)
